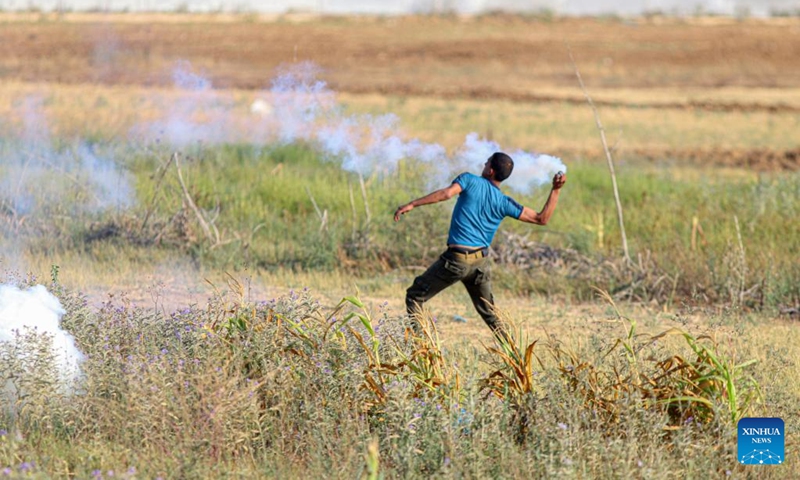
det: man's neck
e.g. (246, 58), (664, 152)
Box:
(482, 174), (502, 188)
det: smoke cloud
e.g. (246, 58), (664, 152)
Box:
(0, 284), (85, 394)
(2, 60), (565, 240)
(450, 133), (566, 194)
(131, 61), (243, 147)
(263, 62), (567, 193)
(139, 61), (565, 194)
(0, 95), (135, 218)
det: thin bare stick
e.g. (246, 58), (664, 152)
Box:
(320, 210), (328, 233)
(174, 152), (215, 244)
(305, 186), (328, 232)
(306, 186), (323, 219)
(22, 150), (103, 206)
(568, 47), (631, 265)
(140, 153), (175, 234)
(358, 174), (371, 225)
(734, 215), (746, 306)
(349, 181), (357, 238)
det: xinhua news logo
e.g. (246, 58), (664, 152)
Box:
(738, 417), (784, 465)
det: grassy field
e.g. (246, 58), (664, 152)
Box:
(3, 12), (800, 91)
(0, 12), (799, 479)
(1, 276), (798, 478)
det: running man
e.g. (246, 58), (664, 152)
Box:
(393, 152), (567, 337)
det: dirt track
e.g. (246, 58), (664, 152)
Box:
(562, 147), (800, 171)
(633, 147), (800, 171)
(340, 83), (800, 114)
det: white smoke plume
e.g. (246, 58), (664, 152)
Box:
(0, 284), (85, 392)
(140, 61), (565, 194)
(270, 63), (337, 143)
(0, 95), (135, 217)
(0, 61), (565, 233)
(254, 62), (449, 176)
(133, 61), (566, 193)
(132, 61), (239, 146)
(447, 133), (567, 194)
(268, 63), (567, 192)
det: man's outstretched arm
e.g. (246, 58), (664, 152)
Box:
(518, 173), (567, 226)
(394, 183), (463, 222)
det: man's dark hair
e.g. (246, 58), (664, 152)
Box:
(489, 152), (514, 182)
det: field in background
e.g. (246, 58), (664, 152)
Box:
(2, 12), (799, 170)
(1, 79), (796, 311)
(0, 12), (799, 479)
(0, 10), (797, 339)
(2, 80), (799, 170)
(3, 13), (800, 90)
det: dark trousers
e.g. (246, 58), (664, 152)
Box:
(405, 250), (505, 335)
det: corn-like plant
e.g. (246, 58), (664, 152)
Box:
(545, 290), (762, 428)
(543, 290), (646, 423)
(480, 329), (539, 402)
(479, 321), (543, 444)
(547, 339), (632, 424)
(330, 293), (397, 410)
(390, 311), (461, 404)
(649, 328), (762, 425)
(480, 288), (763, 437)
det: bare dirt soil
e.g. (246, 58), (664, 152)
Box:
(3, 14), (798, 170)
(2, 15), (799, 96)
(632, 147), (800, 171)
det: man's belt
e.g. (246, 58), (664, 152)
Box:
(447, 246), (489, 259)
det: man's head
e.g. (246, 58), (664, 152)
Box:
(482, 152), (514, 182)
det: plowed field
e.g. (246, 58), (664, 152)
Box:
(1, 13), (799, 169)
(2, 14), (799, 91)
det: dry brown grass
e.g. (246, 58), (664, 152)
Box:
(1, 13), (797, 477)
(2, 80), (797, 171)
(3, 12), (798, 171)
(1, 14), (799, 93)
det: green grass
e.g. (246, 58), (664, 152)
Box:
(1, 20), (798, 478)
(0, 282), (795, 478)
(341, 94), (800, 152)
(4, 139), (798, 308)
(130, 142), (800, 307)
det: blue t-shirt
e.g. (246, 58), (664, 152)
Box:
(447, 172), (523, 248)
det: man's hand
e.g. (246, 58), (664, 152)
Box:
(519, 172), (566, 225)
(553, 172), (567, 190)
(394, 183), (461, 222)
(394, 203), (414, 222)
